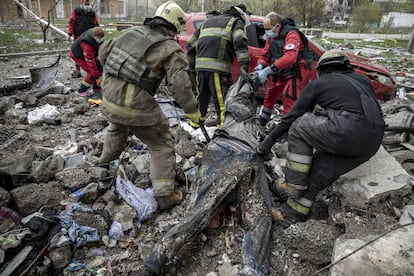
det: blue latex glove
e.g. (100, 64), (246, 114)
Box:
(254, 63), (264, 71)
(257, 67), (272, 84)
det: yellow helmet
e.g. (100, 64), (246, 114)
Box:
(154, 1), (186, 33)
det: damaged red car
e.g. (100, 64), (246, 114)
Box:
(177, 13), (396, 102)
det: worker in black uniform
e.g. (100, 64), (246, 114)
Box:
(257, 49), (385, 228)
(186, 6), (250, 128)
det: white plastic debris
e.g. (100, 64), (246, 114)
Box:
(27, 104), (60, 125)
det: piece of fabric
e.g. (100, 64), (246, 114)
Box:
(57, 204), (99, 247)
(115, 176), (158, 227)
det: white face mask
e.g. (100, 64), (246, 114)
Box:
(265, 30), (277, 39)
(94, 37), (104, 44)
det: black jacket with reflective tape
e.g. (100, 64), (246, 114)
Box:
(187, 14), (250, 75)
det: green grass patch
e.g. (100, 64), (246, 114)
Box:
(0, 28), (121, 53)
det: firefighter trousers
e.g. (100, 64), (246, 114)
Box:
(286, 110), (384, 201)
(197, 71), (232, 127)
(100, 119), (176, 197)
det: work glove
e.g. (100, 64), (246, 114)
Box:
(256, 138), (274, 161)
(257, 109), (271, 126)
(186, 110), (202, 128)
(257, 66), (273, 84)
(254, 63), (264, 71)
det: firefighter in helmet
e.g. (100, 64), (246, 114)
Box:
(98, 1), (201, 210)
(257, 49), (385, 227)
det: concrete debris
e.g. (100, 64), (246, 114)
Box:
(0, 48), (413, 275)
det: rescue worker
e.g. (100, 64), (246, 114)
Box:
(98, 1), (201, 210)
(69, 26), (104, 98)
(257, 49), (385, 227)
(255, 13), (313, 125)
(68, 0), (99, 78)
(186, 6), (250, 127)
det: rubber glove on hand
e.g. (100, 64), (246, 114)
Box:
(254, 63), (264, 71)
(186, 110), (202, 128)
(257, 67), (272, 84)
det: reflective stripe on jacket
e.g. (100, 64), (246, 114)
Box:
(187, 14), (249, 75)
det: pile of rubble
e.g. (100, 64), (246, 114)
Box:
(0, 51), (413, 275)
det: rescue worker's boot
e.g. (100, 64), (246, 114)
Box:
(144, 251), (167, 275)
(271, 178), (304, 201)
(272, 197), (312, 228)
(156, 186), (186, 210)
(77, 84), (89, 97)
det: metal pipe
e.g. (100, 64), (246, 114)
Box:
(12, 0), (70, 39)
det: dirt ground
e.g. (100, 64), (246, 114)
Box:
(0, 49), (413, 276)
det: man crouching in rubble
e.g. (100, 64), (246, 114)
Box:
(141, 72), (273, 275)
(257, 49), (385, 227)
(97, 1), (201, 209)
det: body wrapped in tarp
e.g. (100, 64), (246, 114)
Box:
(145, 73), (273, 275)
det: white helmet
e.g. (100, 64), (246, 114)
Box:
(317, 49), (350, 69)
(154, 1), (186, 33)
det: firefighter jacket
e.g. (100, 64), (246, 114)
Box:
(99, 24), (198, 127)
(186, 14), (250, 75)
(70, 29), (101, 78)
(257, 19), (308, 78)
(266, 70), (385, 141)
(68, 6), (99, 37)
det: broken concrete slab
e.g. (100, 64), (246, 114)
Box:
(329, 224), (414, 276)
(335, 146), (412, 210)
(399, 205), (414, 225)
(10, 182), (65, 216)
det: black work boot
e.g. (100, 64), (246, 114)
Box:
(270, 178), (304, 201)
(272, 198), (309, 228)
(144, 251), (167, 275)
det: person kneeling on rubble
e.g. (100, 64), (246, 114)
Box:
(257, 49), (385, 228)
(98, 1), (201, 210)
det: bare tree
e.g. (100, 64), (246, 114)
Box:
(350, 0), (381, 32)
